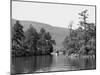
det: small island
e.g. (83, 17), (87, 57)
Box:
(12, 21), (56, 56)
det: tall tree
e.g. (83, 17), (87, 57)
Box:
(25, 25), (39, 54)
(79, 9), (88, 30)
(12, 20), (24, 50)
(68, 21), (73, 38)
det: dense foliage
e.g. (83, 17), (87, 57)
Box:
(12, 21), (56, 56)
(63, 10), (96, 56)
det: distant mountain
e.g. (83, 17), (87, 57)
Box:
(12, 19), (69, 50)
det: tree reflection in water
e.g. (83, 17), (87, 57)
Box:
(11, 55), (96, 74)
(12, 55), (53, 74)
(66, 56), (96, 70)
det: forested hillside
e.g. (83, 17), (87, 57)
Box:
(12, 19), (69, 50)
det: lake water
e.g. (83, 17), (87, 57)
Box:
(11, 54), (96, 74)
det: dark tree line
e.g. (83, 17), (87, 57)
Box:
(12, 21), (56, 56)
(63, 10), (96, 56)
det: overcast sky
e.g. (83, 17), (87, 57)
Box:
(12, 1), (95, 29)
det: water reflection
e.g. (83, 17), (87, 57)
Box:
(12, 55), (53, 74)
(66, 56), (96, 70)
(11, 55), (96, 74)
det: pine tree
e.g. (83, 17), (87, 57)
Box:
(25, 25), (39, 55)
(12, 20), (24, 50)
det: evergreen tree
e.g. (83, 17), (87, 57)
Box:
(12, 20), (25, 56)
(12, 20), (24, 47)
(25, 25), (39, 55)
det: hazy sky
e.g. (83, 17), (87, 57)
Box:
(12, 1), (95, 28)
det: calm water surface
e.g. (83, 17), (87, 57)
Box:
(12, 54), (96, 74)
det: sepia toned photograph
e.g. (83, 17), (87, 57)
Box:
(11, 0), (96, 75)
